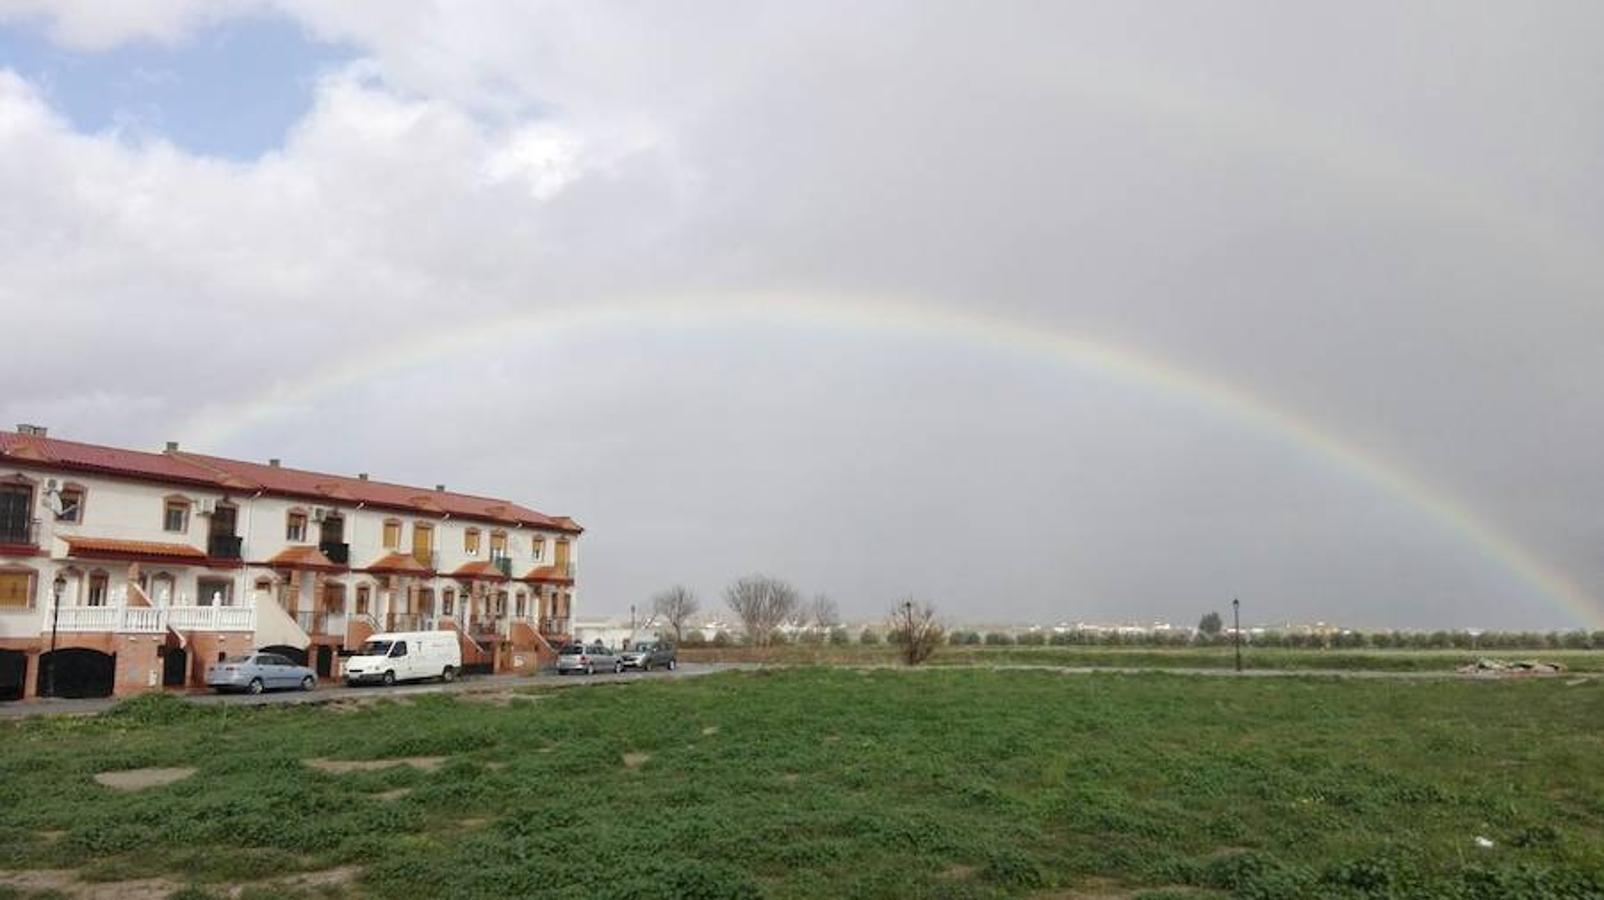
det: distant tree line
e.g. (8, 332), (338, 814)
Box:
(940, 628), (1604, 651)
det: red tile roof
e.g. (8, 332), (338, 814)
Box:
(0, 430), (580, 533)
(520, 565), (575, 585)
(449, 560), (510, 582)
(360, 552), (433, 576)
(261, 545), (342, 571)
(0, 432), (222, 487)
(63, 536), (207, 560)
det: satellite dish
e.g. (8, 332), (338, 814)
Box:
(43, 491), (65, 516)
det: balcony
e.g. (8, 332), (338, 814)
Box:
(491, 554), (512, 577)
(167, 605), (257, 632)
(294, 610), (330, 635)
(385, 612), (423, 632)
(207, 533), (243, 559)
(319, 541), (350, 565)
(47, 605), (166, 634)
(540, 617), (570, 636)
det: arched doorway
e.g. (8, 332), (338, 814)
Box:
(38, 648), (115, 698)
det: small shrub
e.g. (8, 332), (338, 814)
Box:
(982, 848), (1044, 888)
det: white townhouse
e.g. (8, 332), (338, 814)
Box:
(0, 425), (581, 700)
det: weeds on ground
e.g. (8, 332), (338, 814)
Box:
(0, 670), (1600, 899)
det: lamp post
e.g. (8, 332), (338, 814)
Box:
(45, 574), (65, 697)
(1232, 597), (1242, 673)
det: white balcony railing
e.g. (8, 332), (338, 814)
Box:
(49, 605), (169, 634)
(166, 605), (256, 632)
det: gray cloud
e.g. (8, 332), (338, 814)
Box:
(2, 2), (1602, 628)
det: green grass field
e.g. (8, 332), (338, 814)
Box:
(2, 669), (1602, 899)
(684, 643), (1604, 673)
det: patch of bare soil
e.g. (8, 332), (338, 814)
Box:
(372, 788), (412, 802)
(460, 690), (542, 706)
(942, 865), (975, 880)
(34, 830), (67, 842)
(781, 773), (800, 783)
(701, 725), (720, 735)
(622, 752), (651, 770)
(92, 767), (196, 791)
(0, 871), (182, 899)
(1031, 881), (1214, 899)
(460, 818), (493, 829)
(304, 756), (445, 773)
(484, 761), (508, 771)
(0, 866), (361, 899)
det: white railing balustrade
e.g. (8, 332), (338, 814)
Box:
(119, 607), (166, 633)
(51, 606), (119, 632)
(48, 605), (170, 633)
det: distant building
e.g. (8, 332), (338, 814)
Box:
(0, 427), (581, 700)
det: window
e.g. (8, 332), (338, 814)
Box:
(286, 510), (308, 542)
(443, 588), (455, 616)
(87, 571), (108, 606)
(411, 522), (433, 564)
(55, 485), (84, 523)
(0, 570), (32, 608)
(356, 585), (371, 614)
(464, 528), (481, 555)
(0, 482), (33, 543)
(163, 499), (190, 533)
(515, 591), (527, 617)
(382, 520), (401, 549)
(490, 531), (507, 559)
(197, 578), (233, 607)
(390, 641), (408, 658)
(530, 536), (544, 561)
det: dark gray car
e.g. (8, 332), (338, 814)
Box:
(205, 652), (316, 694)
(620, 640), (677, 671)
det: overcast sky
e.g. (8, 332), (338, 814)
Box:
(1, 2), (1601, 630)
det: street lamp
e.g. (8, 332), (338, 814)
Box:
(1232, 597), (1242, 673)
(45, 574), (65, 697)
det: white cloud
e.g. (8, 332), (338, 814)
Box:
(0, 0), (265, 48)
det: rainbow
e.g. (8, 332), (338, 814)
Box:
(178, 292), (1601, 628)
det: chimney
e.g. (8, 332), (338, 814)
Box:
(268, 458), (281, 468)
(358, 473), (369, 481)
(435, 484), (445, 492)
(165, 441), (179, 452)
(15, 424), (47, 437)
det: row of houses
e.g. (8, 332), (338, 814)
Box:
(0, 426), (582, 700)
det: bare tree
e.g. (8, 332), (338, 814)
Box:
(889, 598), (944, 665)
(652, 585), (700, 644)
(724, 574), (800, 646)
(808, 593), (840, 633)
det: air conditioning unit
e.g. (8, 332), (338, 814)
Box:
(196, 499), (215, 516)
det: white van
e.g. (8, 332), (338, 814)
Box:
(343, 631), (462, 687)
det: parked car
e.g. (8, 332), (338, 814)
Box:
(344, 631), (462, 686)
(620, 640), (677, 671)
(206, 652), (316, 694)
(557, 643), (622, 675)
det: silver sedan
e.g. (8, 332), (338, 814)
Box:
(205, 652), (317, 694)
(556, 644), (623, 675)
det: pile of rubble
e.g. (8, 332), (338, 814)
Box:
(1457, 658), (1567, 677)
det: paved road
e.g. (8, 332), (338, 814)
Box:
(0, 662), (736, 719)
